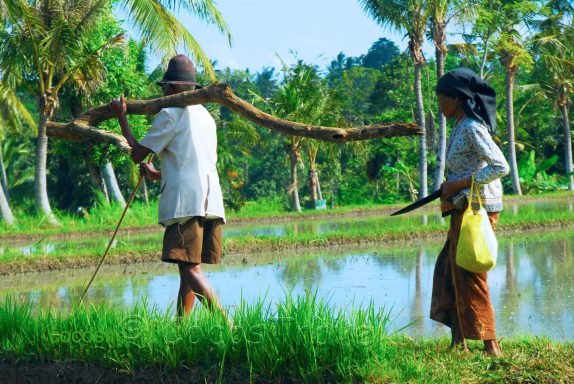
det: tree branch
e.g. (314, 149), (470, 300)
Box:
(47, 83), (422, 148)
(46, 121), (130, 153)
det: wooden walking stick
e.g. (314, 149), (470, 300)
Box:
(80, 155), (154, 302)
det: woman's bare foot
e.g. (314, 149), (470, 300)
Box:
(449, 337), (469, 352)
(484, 339), (502, 356)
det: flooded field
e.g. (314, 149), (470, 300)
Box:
(2, 229), (573, 341)
(2, 197), (573, 255)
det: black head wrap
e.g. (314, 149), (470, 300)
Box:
(436, 68), (497, 134)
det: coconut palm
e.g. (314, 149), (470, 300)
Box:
(0, 0), (126, 224)
(0, 0), (229, 224)
(492, 0), (540, 195)
(251, 61), (332, 212)
(532, 6), (574, 190)
(275, 62), (334, 211)
(0, 82), (35, 225)
(428, 0), (479, 190)
(359, 0), (431, 198)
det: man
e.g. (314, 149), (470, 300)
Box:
(110, 54), (227, 320)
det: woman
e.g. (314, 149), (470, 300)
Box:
(430, 68), (509, 356)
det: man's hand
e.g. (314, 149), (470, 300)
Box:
(139, 162), (161, 181)
(109, 95), (127, 118)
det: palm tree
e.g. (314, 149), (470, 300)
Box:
(251, 61), (332, 212)
(429, 0), (478, 190)
(359, 0), (431, 198)
(0, 0), (125, 223)
(0, 82), (35, 225)
(276, 62), (335, 211)
(493, 0), (539, 195)
(0, 0), (229, 224)
(497, 35), (531, 196)
(533, 6), (574, 190)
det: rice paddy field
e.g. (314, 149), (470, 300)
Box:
(1, 194), (574, 383)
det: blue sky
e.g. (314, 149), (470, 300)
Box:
(119, 0), (452, 73)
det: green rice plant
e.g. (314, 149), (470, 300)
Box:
(1, 193), (573, 237)
(1, 294), (573, 382)
(2, 205), (574, 270)
(0, 291), (393, 382)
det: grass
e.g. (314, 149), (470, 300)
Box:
(2, 205), (574, 274)
(0, 294), (572, 383)
(1, 191), (572, 237)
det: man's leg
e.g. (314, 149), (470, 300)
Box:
(178, 262), (224, 313)
(176, 270), (195, 317)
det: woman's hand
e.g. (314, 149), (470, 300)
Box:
(440, 177), (472, 200)
(139, 162), (161, 181)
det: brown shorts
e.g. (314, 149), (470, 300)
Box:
(162, 217), (224, 265)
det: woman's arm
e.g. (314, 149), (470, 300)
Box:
(468, 122), (510, 184)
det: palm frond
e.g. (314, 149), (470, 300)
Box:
(0, 82), (36, 133)
(358, 0), (407, 32)
(53, 33), (126, 95)
(2, 0), (47, 92)
(118, 0), (229, 80)
(162, 0), (231, 44)
(73, 0), (109, 36)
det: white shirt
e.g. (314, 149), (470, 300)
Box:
(140, 105), (226, 225)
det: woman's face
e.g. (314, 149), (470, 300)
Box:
(437, 93), (462, 119)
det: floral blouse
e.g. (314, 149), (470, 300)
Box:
(446, 117), (510, 212)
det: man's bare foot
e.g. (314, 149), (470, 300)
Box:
(484, 339), (502, 357)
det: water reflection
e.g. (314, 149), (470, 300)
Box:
(2, 231), (574, 341)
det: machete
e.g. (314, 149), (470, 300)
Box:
(390, 189), (443, 216)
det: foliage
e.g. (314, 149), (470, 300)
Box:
(1, 296), (574, 382)
(1, 1), (573, 218)
(517, 149), (565, 193)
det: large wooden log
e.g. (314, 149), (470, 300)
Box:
(47, 83), (421, 153)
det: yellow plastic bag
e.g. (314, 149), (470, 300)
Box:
(456, 176), (498, 273)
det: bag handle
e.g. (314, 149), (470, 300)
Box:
(467, 174), (483, 211)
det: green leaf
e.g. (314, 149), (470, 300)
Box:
(535, 154), (559, 176)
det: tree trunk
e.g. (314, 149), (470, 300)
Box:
(35, 112), (59, 224)
(0, 145), (9, 202)
(433, 47), (447, 191)
(142, 178), (149, 205)
(0, 179), (15, 225)
(560, 104), (574, 191)
(288, 148), (301, 213)
(505, 68), (522, 195)
(414, 63), (428, 198)
(316, 171), (323, 201)
(309, 168), (318, 207)
(101, 161), (126, 207)
(331, 179), (337, 209)
(88, 160), (109, 203)
(85, 146), (109, 203)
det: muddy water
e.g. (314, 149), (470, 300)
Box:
(2, 230), (573, 341)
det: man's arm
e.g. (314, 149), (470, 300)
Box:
(110, 95), (151, 164)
